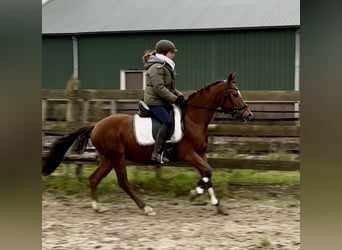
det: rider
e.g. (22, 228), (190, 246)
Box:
(142, 39), (185, 163)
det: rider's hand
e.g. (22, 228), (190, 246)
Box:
(175, 95), (185, 107)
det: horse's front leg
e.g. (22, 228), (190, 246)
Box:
(185, 152), (228, 215)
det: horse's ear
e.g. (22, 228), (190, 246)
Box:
(227, 72), (237, 83)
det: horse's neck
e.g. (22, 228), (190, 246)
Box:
(185, 85), (223, 130)
(185, 108), (215, 131)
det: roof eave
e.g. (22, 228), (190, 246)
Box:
(42, 25), (300, 36)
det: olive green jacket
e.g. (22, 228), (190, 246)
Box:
(143, 59), (183, 105)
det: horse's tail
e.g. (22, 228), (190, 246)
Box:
(42, 125), (94, 176)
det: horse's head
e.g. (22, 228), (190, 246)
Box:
(220, 72), (253, 121)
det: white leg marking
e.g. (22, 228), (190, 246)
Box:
(208, 187), (219, 205)
(92, 200), (98, 210)
(196, 186), (204, 194)
(92, 200), (108, 213)
(202, 177), (209, 183)
(144, 206), (156, 216)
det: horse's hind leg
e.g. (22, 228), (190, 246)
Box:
(89, 156), (112, 213)
(113, 156), (156, 216)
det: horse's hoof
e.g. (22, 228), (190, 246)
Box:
(189, 189), (200, 202)
(143, 206), (156, 216)
(92, 201), (109, 213)
(95, 206), (109, 213)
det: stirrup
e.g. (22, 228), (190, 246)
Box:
(151, 152), (170, 164)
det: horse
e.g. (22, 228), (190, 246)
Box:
(42, 72), (253, 216)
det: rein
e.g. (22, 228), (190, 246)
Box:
(184, 81), (248, 115)
(185, 103), (218, 112)
(184, 103), (245, 114)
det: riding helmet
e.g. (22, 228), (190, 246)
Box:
(155, 40), (178, 54)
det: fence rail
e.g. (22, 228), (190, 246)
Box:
(42, 89), (300, 128)
(41, 89), (300, 101)
(42, 89), (300, 179)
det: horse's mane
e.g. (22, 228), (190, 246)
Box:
(187, 80), (223, 101)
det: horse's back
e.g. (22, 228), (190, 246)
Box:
(91, 114), (133, 151)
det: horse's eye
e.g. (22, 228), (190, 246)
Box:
(233, 93), (239, 97)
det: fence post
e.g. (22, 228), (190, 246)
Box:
(75, 163), (83, 181)
(65, 76), (81, 123)
(155, 165), (162, 179)
(63, 164), (70, 178)
(111, 100), (117, 114)
(42, 99), (47, 122)
(82, 100), (90, 123)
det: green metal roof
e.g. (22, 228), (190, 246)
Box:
(42, 0), (299, 35)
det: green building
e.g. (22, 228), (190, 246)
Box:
(42, 0), (300, 91)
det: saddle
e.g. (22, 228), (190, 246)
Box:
(133, 100), (184, 146)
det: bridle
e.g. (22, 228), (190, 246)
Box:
(222, 80), (248, 119)
(185, 80), (248, 118)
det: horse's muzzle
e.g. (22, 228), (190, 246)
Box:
(245, 111), (254, 121)
(233, 109), (254, 122)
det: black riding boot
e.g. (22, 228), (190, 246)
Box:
(151, 124), (170, 163)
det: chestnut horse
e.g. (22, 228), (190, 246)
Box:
(42, 72), (253, 215)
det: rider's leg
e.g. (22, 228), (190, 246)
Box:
(148, 105), (172, 163)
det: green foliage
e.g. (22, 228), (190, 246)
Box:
(208, 149), (237, 159)
(42, 164), (300, 198)
(65, 75), (80, 96)
(92, 102), (106, 121)
(226, 169), (299, 184)
(260, 237), (271, 247)
(264, 152), (296, 161)
(128, 166), (198, 196)
(53, 104), (66, 121)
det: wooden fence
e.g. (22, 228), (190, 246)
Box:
(42, 89), (300, 179)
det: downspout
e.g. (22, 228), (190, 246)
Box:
(294, 29), (300, 118)
(72, 36), (79, 79)
(294, 29), (300, 91)
(66, 36), (80, 123)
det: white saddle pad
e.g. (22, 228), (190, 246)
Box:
(133, 104), (183, 146)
